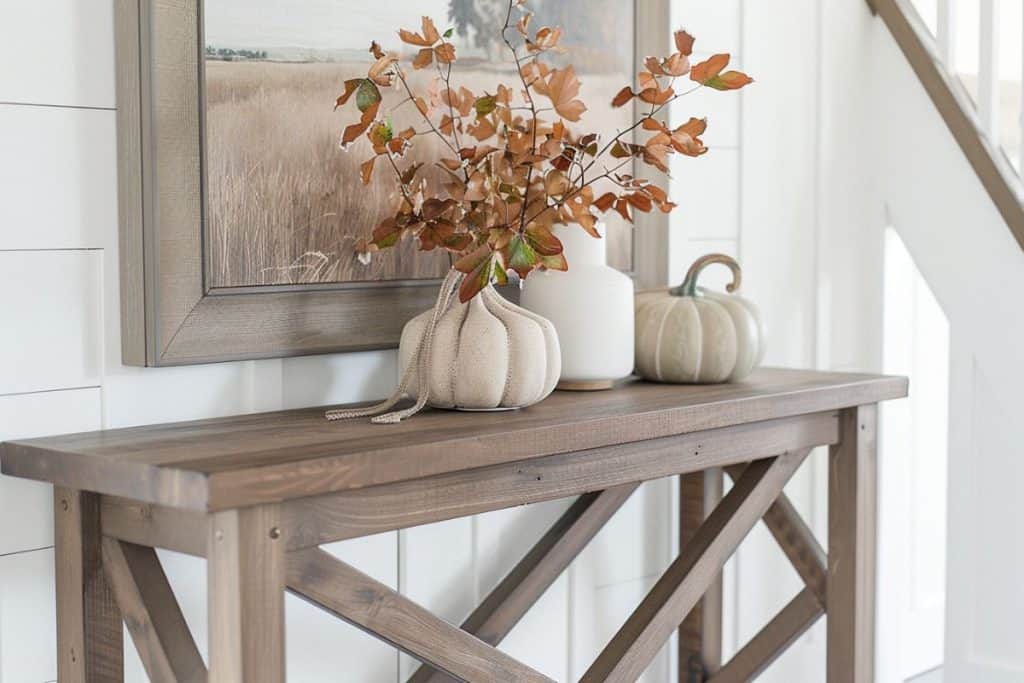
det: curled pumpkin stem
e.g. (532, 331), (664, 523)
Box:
(671, 253), (742, 297)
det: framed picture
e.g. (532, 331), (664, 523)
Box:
(115, 0), (670, 365)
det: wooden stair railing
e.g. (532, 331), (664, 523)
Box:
(867, 0), (1024, 253)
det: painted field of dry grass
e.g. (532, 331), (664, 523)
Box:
(205, 59), (633, 288)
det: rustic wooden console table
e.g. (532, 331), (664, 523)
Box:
(0, 368), (905, 683)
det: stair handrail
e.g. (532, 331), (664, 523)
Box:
(867, 0), (1024, 252)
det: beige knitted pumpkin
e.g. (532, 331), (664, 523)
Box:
(326, 271), (561, 423)
(399, 284), (561, 410)
(635, 254), (765, 384)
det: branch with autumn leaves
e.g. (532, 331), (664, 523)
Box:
(335, 0), (752, 302)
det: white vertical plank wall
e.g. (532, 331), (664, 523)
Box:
(0, 2), (859, 682)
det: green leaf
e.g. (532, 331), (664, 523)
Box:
(474, 95), (497, 116)
(505, 235), (539, 278)
(492, 258), (508, 286)
(356, 79), (382, 113)
(459, 253), (493, 302)
(525, 223), (563, 256)
(443, 27), (455, 38)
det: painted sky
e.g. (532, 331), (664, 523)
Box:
(204, 0), (452, 50)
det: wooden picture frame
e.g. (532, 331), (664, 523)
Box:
(115, 0), (670, 366)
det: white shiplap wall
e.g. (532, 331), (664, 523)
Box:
(0, 1), (842, 682)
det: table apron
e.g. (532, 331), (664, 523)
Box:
(101, 410), (839, 558)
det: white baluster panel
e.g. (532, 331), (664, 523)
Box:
(978, 0), (1000, 135)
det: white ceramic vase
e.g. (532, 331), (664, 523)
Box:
(520, 224), (634, 390)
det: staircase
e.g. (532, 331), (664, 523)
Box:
(865, 1), (1024, 681)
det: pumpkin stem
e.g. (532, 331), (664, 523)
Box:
(670, 253), (742, 297)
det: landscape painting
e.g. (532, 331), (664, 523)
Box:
(203, 0), (635, 288)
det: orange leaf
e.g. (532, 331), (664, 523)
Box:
(544, 169), (570, 197)
(441, 233), (474, 253)
(418, 218), (456, 251)
(468, 117), (497, 141)
(368, 54), (398, 86)
(340, 102), (379, 149)
(434, 42), (456, 64)
(638, 85), (674, 106)
(534, 26), (562, 51)
(661, 53), (690, 77)
(516, 13), (532, 37)
(594, 192), (617, 212)
(644, 56), (666, 76)
(335, 79), (362, 109)
(360, 156), (376, 185)
(611, 86), (635, 108)
(459, 258), (492, 302)
(454, 244), (491, 274)
(371, 216), (403, 248)
(674, 30), (695, 56)
(706, 70), (754, 91)
(414, 96), (429, 115)
(614, 199), (632, 223)
(642, 117), (668, 133)
(691, 54), (731, 84)
(534, 66), (587, 122)
(399, 16), (441, 46)
(677, 117), (707, 137)
(525, 223), (563, 256)
(539, 252), (568, 271)
(641, 140), (671, 172)
(412, 48), (433, 70)
(626, 192), (653, 213)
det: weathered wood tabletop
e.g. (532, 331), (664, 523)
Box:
(1, 367), (905, 511)
(0, 367), (907, 683)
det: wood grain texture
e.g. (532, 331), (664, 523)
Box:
(100, 411), (834, 555)
(1, 369), (906, 510)
(678, 469), (723, 682)
(113, 0), (146, 365)
(827, 405), (878, 683)
(725, 464), (828, 605)
(101, 539), (206, 683)
(632, 0), (672, 288)
(707, 588), (823, 683)
(54, 488), (123, 682)
(287, 548), (554, 683)
(283, 412), (837, 547)
(207, 505), (285, 683)
(408, 485), (638, 683)
(581, 451), (811, 682)
(102, 496), (208, 558)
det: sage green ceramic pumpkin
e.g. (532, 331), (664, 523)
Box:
(634, 254), (765, 384)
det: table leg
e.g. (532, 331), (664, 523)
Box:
(827, 405), (878, 683)
(678, 469), (724, 682)
(207, 504), (286, 683)
(54, 487), (124, 682)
